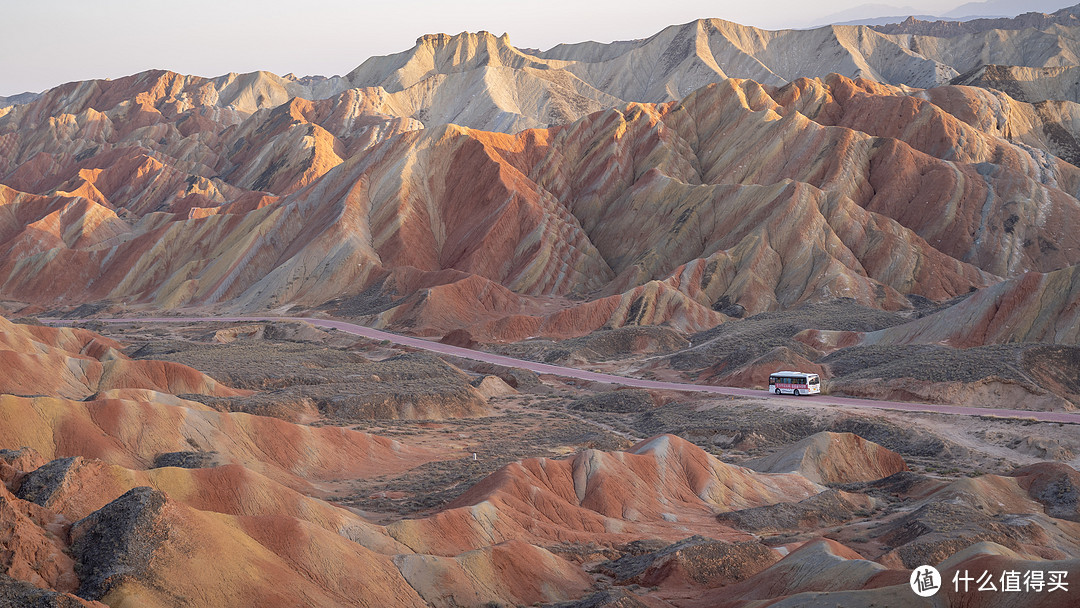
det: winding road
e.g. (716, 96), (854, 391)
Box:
(58, 316), (1080, 425)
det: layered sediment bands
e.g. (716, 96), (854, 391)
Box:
(386, 434), (822, 555)
(0, 186), (128, 256)
(287, 124), (616, 298)
(952, 64), (1080, 105)
(769, 75), (1080, 276)
(0, 72), (419, 212)
(910, 82), (1080, 168)
(6, 52), (1080, 337)
(351, 15), (1080, 130)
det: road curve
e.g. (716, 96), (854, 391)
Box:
(56, 315), (1080, 425)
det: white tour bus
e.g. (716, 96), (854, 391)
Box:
(768, 371), (821, 396)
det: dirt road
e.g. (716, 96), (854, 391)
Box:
(66, 316), (1080, 425)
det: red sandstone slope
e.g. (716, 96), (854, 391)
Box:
(1, 441), (589, 608)
(0, 315), (437, 491)
(868, 265), (1080, 347)
(0, 393), (431, 493)
(0, 70), (418, 217)
(684, 539), (1080, 608)
(394, 540), (594, 607)
(795, 264), (1080, 350)
(0, 479), (79, 594)
(386, 434), (823, 555)
(10, 455), (406, 555)
(0, 316), (245, 399)
(64, 487), (430, 608)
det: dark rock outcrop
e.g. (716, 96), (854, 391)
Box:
(716, 489), (873, 532)
(875, 502), (1038, 568)
(571, 390), (658, 413)
(69, 487), (169, 601)
(151, 451), (223, 469)
(0, 573), (105, 608)
(15, 458), (78, 508)
(1011, 462), (1080, 522)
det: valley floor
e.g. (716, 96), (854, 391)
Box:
(3, 316), (1078, 607)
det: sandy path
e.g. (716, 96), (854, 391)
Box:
(50, 316), (1080, 425)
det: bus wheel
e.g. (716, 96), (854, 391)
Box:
(792, 389), (800, 396)
(775, 388), (781, 395)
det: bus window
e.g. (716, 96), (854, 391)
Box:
(809, 377), (819, 385)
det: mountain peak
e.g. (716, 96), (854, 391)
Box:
(414, 30), (511, 48)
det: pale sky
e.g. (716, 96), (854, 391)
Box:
(0, 0), (1068, 96)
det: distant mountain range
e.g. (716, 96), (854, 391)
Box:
(811, 0), (1077, 26)
(872, 2), (1080, 34)
(0, 91), (41, 108)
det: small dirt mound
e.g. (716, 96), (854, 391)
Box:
(471, 375), (517, 399)
(672, 299), (907, 372)
(439, 328), (477, 349)
(744, 431), (908, 484)
(834, 471), (947, 501)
